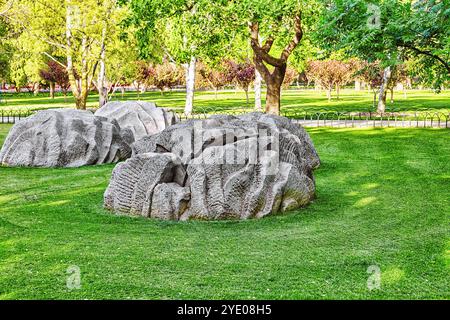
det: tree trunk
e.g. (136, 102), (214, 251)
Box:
(355, 80), (361, 91)
(121, 86), (125, 99)
(260, 64), (285, 115)
(244, 88), (249, 108)
(378, 89), (387, 113)
(184, 56), (196, 115)
(97, 42), (108, 107)
(98, 82), (108, 107)
(327, 87), (332, 102)
(372, 90), (377, 109)
(390, 88), (394, 103)
(248, 14), (302, 116)
(97, 10), (110, 108)
(254, 68), (262, 111)
(336, 84), (340, 100)
(66, 6), (87, 110)
(75, 85), (89, 109)
(265, 78), (283, 115)
(214, 87), (218, 100)
(377, 66), (392, 113)
(33, 82), (40, 96)
(49, 82), (55, 99)
(406, 77), (412, 89)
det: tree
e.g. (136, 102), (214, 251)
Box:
(244, 3), (306, 115)
(39, 60), (71, 98)
(306, 60), (355, 101)
(92, 0), (132, 107)
(148, 62), (183, 95)
(355, 61), (384, 109)
(102, 29), (140, 100)
(7, 0), (124, 109)
(219, 0), (320, 114)
(126, 0), (232, 114)
(198, 61), (231, 99)
(386, 64), (408, 103)
(316, 0), (450, 111)
(226, 60), (255, 106)
(396, 0), (450, 83)
(134, 60), (153, 94)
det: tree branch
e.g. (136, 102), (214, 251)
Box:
(248, 21), (284, 67)
(400, 43), (450, 75)
(262, 36), (274, 53)
(41, 52), (67, 68)
(0, 0), (13, 16)
(280, 12), (303, 61)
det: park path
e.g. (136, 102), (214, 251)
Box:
(1, 114), (448, 129)
(292, 119), (449, 129)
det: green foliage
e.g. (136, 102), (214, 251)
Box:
(126, 0), (233, 63)
(230, 0), (321, 64)
(9, 54), (28, 89)
(0, 18), (12, 82)
(316, 0), (450, 89)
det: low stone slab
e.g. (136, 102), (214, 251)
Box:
(0, 109), (131, 167)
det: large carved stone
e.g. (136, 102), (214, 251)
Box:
(94, 101), (179, 144)
(0, 109), (131, 167)
(104, 113), (320, 220)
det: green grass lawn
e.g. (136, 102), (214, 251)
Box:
(1, 88), (449, 114)
(0, 123), (448, 299)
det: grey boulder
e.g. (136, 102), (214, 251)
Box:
(94, 101), (179, 144)
(104, 113), (320, 220)
(0, 109), (131, 167)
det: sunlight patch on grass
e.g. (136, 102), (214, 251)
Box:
(0, 194), (19, 205)
(354, 197), (377, 208)
(362, 183), (380, 190)
(382, 266), (405, 285)
(45, 200), (70, 207)
(444, 241), (450, 268)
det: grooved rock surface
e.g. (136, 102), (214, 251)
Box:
(104, 113), (320, 220)
(94, 101), (179, 144)
(0, 109), (131, 167)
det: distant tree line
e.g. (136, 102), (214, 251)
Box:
(0, 0), (447, 114)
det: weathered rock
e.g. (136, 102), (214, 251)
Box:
(0, 109), (131, 167)
(104, 152), (188, 218)
(94, 101), (179, 144)
(104, 112), (320, 220)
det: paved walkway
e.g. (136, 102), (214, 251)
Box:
(292, 119), (449, 129)
(1, 115), (448, 129)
